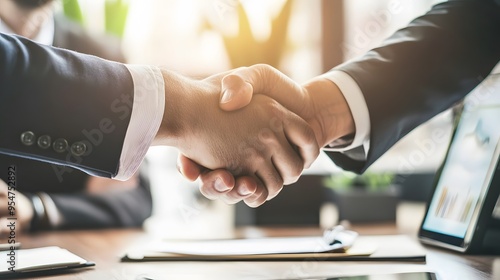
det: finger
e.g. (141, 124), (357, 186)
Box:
(220, 74), (253, 111)
(243, 177), (269, 208)
(220, 176), (257, 204)
(254, 161), (283, 202)
(258, 128), (303, 185)
(234, 176), (258, 197)
(199, 170), (235, 200)
(282, 112), (320, 169)
(177, 154), (204, 181)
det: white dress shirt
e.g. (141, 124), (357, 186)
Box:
(116, 65), (164, 180)
(321, 71), (371, 158)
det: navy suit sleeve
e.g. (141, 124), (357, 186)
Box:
(326, 0), (500, 173)
(0, 33), (134, 178)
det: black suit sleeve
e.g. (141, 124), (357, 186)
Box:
(325, 0), (500, 173)
(0, 33), (134, 178)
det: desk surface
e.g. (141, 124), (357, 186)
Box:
(15, 225), (500, 280)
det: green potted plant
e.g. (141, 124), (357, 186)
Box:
(324, 172), (400, 223)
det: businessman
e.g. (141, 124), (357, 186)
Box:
(178, 0), (500, 205)
(0, 0), (151, 231)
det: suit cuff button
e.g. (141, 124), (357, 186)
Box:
(37, 135), (52, 149)
(71, 142), (87, 157)
(20, 131), (36, 146)
(52, 138), (68, 153)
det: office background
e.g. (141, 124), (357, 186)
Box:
(60, 0), (451, 237)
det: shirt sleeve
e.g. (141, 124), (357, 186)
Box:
(320, 70), (371, 157)
(114, 65), (165, 180)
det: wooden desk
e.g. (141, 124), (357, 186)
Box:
(15, 225), (500, 280)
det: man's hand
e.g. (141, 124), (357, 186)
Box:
(0, 180), (33, 234)
(154, 69), (319, 207)
(218, 65), (355, 147)
(178, 65), (355, 206)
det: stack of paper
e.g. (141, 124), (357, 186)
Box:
(0, 246), (94, 277)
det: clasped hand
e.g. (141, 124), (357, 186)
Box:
(159, 65), (353, 207)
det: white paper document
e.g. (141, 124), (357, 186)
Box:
(155, 237), (343, 256)
(146, 228), (358, 256)
(0, 246), (89, 274)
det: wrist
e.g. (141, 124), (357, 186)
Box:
(302, 78), (355, 147)
(154, 69), (193, 147)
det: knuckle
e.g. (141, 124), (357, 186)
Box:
(267, 174), (284, 195)
(282, 166), (302, 185)
(254, 63), (274, 74)
(295, 154), (305, 171)
(252, 154), (266, 167)
(290, 160), (304, 179)
(258, 128), (278, 145)
(302, 125), (318, 148)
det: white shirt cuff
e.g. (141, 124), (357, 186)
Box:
(114, 65), (165, 180)
(320, 70), (371, 154)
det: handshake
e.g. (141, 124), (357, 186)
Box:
(155, 64), (355, 207)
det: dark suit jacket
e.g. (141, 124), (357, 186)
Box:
(0, 31), (131, 177)
(326, 0), (500, 173)
(0, 15), (151, 229)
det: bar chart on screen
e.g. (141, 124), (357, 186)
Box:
(434, 186), (476, 223)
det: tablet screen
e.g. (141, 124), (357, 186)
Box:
(421, 105), (500, 239)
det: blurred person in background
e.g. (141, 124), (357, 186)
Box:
(0, 0), (152, 233)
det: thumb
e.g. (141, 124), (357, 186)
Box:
(177, 154), (205, 181)
(219, 73), (253, 111)
(219, 64), (306, 115)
